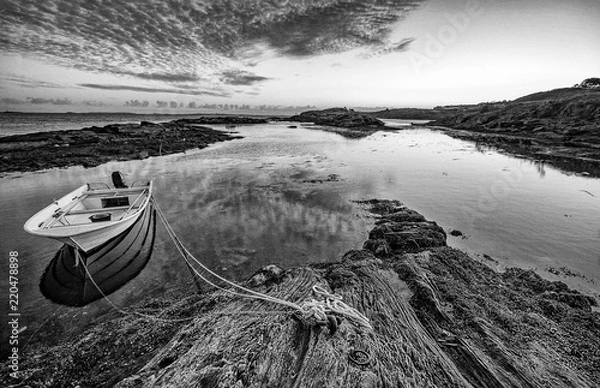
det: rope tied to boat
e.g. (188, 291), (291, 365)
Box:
(79, 256), (194, 323)
(82, 197), (373, 331)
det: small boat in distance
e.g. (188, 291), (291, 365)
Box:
(24, 172), (153, 253)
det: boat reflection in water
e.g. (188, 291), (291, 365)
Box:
(40, 202), (156, 307)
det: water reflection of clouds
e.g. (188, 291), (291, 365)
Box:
(155, 166), (365, 275)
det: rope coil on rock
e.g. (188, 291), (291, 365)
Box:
(297, 285), (373, 330)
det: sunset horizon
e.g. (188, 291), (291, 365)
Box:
(2, 0), (599, 113)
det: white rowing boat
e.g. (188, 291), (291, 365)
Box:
(40, 200), (157, 306)
(24, 176), (153, 253)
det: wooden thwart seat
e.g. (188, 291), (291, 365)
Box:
(82, 188), (147, 198)
(67, 205), (138, 215)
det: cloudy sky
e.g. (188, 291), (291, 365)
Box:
(1, 0), (599, 112)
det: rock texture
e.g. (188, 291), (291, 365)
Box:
(369, 107), (457, 121)
(3, 200), (599, 387)
(429, 87), (600, 176)
(365, 84), (600, 176)
(171, 117), (268, 126)
(290, 108), (386, 138)
(0, 118), (257, 174)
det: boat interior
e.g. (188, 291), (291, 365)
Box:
(47, 185), (150, 228)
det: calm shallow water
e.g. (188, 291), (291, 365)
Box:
(1, 121), (599, 350)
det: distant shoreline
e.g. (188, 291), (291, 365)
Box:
(367, 86), (600, 176)
(2, 91), (600, 177)
(429, 125), (600, 177)
(0, 117), (265, 175)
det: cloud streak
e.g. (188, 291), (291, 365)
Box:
(1, 97), (73, 105)
(1, 0), (423, 96)
(1, 98), (27, 105)
(78, 83), (230, 97)
(0, 75), (64, 89)
(27, 97), (72, 105)
(358, 38), (415, 59)
(219, 70), (270, 86)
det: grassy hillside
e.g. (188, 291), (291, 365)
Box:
(514, 87), (600, 103)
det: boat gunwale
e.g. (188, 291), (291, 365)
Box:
(24, 181), (153, 239)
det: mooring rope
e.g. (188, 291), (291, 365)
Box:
(80, 259), (195, 323)
(76, 197), (371, 330)
(152, 197), (372, 330)
(152, 198), (301, 310)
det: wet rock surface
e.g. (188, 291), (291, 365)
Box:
(369, 107), (457, 121)
(360, 199), (446, 255)
(0, 118), (255, 174)
(170, 116), (268, 126)
(290, 108), (386, 138)
(4, 200), (599, 387)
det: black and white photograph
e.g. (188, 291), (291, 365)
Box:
(1, 0), (599, 386)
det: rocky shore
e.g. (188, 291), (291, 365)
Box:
(288, 87), (600, 177)
(432, 88), (600, 176)
(0, 117), (271, 174)
(365, 85), (600, 176)
(369, 106), (458, 121)
(4, 200), (598, 387)
(290, 108), (387, 138)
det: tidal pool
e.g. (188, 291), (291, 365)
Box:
(1, 121), (599, 349)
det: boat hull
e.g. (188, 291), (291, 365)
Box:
(24, 182), (153, 252)
(59, 214), (144, 252)
(40, 202), (156, 306)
